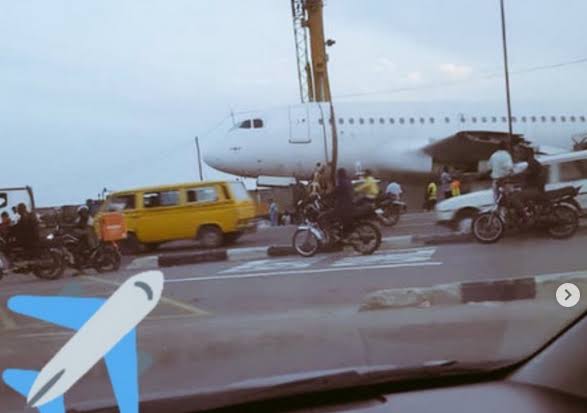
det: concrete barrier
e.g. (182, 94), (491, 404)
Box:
(360, 271), (587, 312)
(158, 250), (228, 268)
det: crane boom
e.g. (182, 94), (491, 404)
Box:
(290, 0), (331, 102)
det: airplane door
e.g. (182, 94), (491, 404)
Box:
(289, 104), (311, 143)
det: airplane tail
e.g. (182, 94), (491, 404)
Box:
(2, 369), (65, 413)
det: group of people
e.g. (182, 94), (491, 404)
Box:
(424, 166), (462, 211)
(0, 203), (41, 256)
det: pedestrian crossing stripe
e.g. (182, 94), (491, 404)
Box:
(332, 248), (437, 268)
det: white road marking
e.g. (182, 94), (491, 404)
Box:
(221, 257), (324, 274)
(332, 248), (437, 268)
(166, 261), (442, 283)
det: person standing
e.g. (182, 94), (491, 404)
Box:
(425, 180), (438, 211)
(440, 166), (452, 200)
(269, 199), (279, 227)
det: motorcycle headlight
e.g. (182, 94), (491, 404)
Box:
(46, 234), (55, 240)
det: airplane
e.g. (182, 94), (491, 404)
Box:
(2, 271), (164, 413)
(203, 101), (587, 182)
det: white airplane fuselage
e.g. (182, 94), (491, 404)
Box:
(204, 102), (587, 180)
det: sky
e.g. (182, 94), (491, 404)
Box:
(1, 0), (586, 206)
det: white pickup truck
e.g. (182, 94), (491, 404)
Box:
(436, 150), (587, 232)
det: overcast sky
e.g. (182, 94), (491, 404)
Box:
(1, 0), (586, 205)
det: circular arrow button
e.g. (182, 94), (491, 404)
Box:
(556, 283), (580, 308)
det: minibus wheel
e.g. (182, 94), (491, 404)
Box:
(198, 225), (224, 248)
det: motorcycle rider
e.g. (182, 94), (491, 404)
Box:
(488, 141), (514, 200)
(71, 206), (98, 251)
(320, 168), (355, 235)
(355, 169), (380, 206)
(11, 203), (40, 258)
(510, 147), (546, 219)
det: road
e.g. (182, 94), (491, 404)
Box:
(1, 217), (586, 412)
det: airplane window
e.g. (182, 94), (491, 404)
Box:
(541, 116), (547, 122)
(369, 118), (375, 124)
(444, 117), (450, 123)
(460, 116), (466, 123)
(359, 118), (365, 125)
(521, 116), (527, 123)
(253, 119), (264, 128)
(348, 118), (354, 124)
(389, 118), (394, 124)
(409, 118), (415, 124)
(581, 116), (586, 122)
(472, 117), (477, 123)
(429, 117), (435, 124)
(481, 117), (487, 123)
(501, 116), (507, 123)
(492, 116), (497, 123)
(338, 118), (344, 124)
(318, 119), (324, 125)
(551, 116), (556, 122)
(570, 116), (576, 122)
(399, 118), (405, 124)
(239, 119), (252, 129)
(561, 116), (567, 122)
(420, 117), (425, 124)
(511, 116), (517, 122)
(531, 116), (537, 122)
(379, 118), (384, 124)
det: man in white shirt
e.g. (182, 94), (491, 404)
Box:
(385, 181), (403, 201)
(488, 141), (514, 200)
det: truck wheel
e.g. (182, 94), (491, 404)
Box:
(198, 226), (224, 248)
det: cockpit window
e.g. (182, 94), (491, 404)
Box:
(239, 120), (252, 129)
(253, 118), (263, 128)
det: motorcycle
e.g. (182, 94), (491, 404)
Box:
(472, 182), (581, 244)
(0, 234), (65, 280)
(373, 193), (406, 227)
(50, 227), (121, 273)
(292, 204), (382, 257)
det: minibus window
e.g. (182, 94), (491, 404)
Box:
(187, 187), (218, 203)
(106, 194), (135, 211)
(144, 190), (179, 208)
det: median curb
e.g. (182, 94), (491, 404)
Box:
(359, 271), (587, 311)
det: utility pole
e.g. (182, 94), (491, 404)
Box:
(194, 136), (204, 181)
(500, 0), (514, 151)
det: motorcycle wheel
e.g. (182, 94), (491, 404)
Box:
(349, 221), (381, 255)
(547, 204), (578, 239)
(472, 212), (504, 244)
(33, 249), (65, 280)
(380, 206), (400, 227)
(93, 245), (122, 273)
(292, 228), (320, 257)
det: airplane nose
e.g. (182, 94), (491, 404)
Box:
(202, 137), (226, 170)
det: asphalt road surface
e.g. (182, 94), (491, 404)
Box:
(1, 221), (587, 412)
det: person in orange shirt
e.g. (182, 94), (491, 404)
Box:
(450, 178), (461, 197)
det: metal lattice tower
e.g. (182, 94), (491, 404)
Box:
(291, 0), (314, 103)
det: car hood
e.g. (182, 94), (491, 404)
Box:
(436, 189), (494, 212)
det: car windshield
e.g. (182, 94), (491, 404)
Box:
(2, 2), (587, 412)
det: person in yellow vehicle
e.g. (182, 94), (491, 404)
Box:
(355, 169), (380, 201)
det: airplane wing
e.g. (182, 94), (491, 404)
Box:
(3, 295), (140, 413)
(422, 131), (530, 165)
